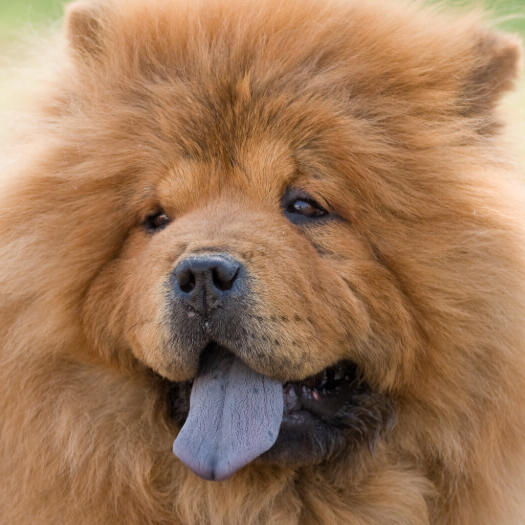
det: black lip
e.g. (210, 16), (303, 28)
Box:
(281, 360), (363, 421)
(166, 344), (395, 467)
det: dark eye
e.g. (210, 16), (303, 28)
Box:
(283, 189), (329, 225)
(143, 210), (171, 233)
(287, 199), (327, 218)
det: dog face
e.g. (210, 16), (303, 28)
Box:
(83, 137), (399, 471)
(63, 0), (525, 489)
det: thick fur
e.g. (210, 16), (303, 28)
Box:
(0, 0), (524, 523)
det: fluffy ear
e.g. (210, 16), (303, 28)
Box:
(65, 1), (104, 58)
(462, 31), (522, 117)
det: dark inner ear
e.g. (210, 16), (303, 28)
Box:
(65, 1), (104, 58)
(462, 31), (522, 118)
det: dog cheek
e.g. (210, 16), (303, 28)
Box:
(82, 259), (134, 369)
(341, 264), (421, 391)
(243, 257), (364, 379)
(307, 225), (421, 390)
(81, 242), (174, 378)
(121, 264), (196, 381)
(123, 284), (170, 375)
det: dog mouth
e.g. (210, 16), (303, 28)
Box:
(167, 343), (394, 481)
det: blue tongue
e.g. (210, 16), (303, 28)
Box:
(172, 348), (283, 481)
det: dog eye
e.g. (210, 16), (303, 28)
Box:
(288, 199), (327, 218)
(143, 210), (171, 233)
(283, 189), (329, 224)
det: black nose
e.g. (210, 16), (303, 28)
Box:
(172, 254), (243, 314)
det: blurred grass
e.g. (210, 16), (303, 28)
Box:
(443, 0), (525, 33)
(0, 1), (66, 43)
(0, 1), (62, 29)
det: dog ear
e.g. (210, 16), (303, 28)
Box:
(65, 1), (105, 58)
(462, 31), (522, 117)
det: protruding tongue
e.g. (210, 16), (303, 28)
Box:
(173, 347), (283, 481)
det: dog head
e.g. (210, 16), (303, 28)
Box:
(52, 0), (524, 485)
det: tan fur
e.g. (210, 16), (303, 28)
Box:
(0, 0), (524, 523)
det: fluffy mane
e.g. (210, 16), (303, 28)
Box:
(0, 1), (524, 523)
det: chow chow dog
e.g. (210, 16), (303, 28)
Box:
(0, 0), (524, 523)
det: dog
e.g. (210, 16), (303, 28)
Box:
(0, 0), (524, 523)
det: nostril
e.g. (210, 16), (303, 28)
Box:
(172, 254), (243, 312)
(212, 265), (239, 291)
(178, 268), (196, 294)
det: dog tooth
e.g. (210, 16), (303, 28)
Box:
(301, 385), (311, 398)
(312, 390), (321, 401)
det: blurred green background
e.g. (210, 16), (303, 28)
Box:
(0, 0), (65, 35)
